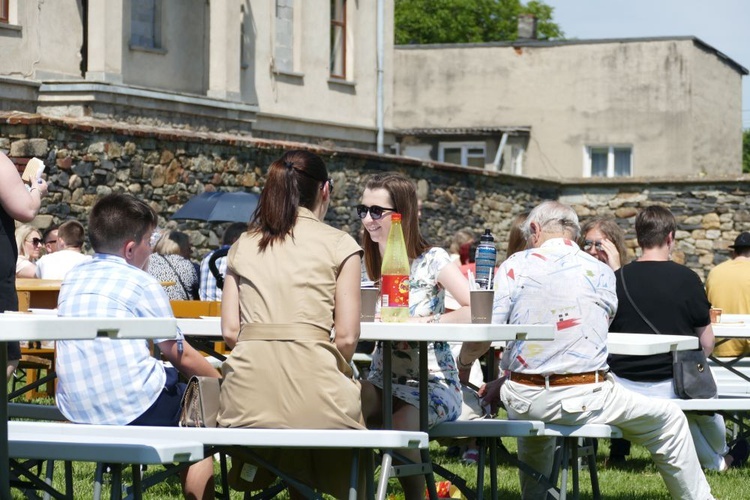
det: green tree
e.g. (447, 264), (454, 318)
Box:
(394, 0), (563, 45)
(744, 129), (750, 174)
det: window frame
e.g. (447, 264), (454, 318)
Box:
(329, 0), (347, 79)
(129, 0), (163, 51)
(0, 0), (9, 23)
(583, 145), (633, 178)
(438, 141), (487, 168)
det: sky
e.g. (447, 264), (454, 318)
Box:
(544, 0), (750, 129)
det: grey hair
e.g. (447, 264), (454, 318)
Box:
(521, 201), (581, 242)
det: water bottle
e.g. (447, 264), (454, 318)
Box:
(474, 229), (496, 290)
(380, 213), (410, 322)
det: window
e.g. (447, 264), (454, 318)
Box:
(439, 142), (486, 168)
(330, 0), (346, 78)
(585, 146), (632, 177)
(0, 0), (8, 23)
(130, 0), (162, 50)
(274, 0), (294, 72)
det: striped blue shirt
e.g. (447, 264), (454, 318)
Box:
(198, 247), (228, 301)
(56, 253), (183, 425)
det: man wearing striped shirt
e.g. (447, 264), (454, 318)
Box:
(56, 193), (219, 500)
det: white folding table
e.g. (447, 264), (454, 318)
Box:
(0, 314), (176, 499)
(606, 332), (699, 355)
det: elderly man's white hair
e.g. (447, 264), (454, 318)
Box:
(521, 200), (580, 242)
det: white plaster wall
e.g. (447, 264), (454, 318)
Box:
(0, 0), (83, 80)
(122, 0), (207, 95)
(247, 0), (393, 136)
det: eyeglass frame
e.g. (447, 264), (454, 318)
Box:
(356, 204), (396, 220)
(582, 239), (603, 252)
(26, 237), (42, 246)
(149, 230), (162, 249)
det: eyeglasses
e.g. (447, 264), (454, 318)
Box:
(582, 240), (603, 252)
(356, 204), (396, 220)
(26, 237), (42, 246)
(149, 230), (162, 249)
(45, 239), (57, 246)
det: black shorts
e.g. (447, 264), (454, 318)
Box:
(128, 368), (187, 427)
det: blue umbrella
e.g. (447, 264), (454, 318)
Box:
(171, 191), (259, 223)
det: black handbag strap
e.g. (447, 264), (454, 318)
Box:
(619, 264), (662, 336)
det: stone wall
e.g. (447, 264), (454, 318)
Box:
(3, 112), (750, 281)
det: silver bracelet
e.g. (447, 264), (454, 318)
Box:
(429, 313), (441, 324)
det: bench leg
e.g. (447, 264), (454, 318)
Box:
(94, 463), (104, 500)
(375, 451), (393, 500)
(489, 438), (498, 500)
(584, 438), (601, 500)
(348, 449), (360, 500)
(558, 438), (569, 500)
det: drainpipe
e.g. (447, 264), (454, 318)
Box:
(376, 0), (384, 153)
(492, 132), (509, 171)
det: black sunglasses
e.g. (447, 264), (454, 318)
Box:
(356, 204), (396, 220)
(27, 237), (42, 246)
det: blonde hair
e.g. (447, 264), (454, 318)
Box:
(153, 231), (181, 256)
(15, 224), (41, 258)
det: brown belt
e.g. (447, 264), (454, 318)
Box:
(509, 370), (608, 387)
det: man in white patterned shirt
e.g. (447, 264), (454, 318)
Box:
(56, 193), (219, 500)
(458, 201), (714, 500)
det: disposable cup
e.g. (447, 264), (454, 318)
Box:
(470, 290), (494, 324)
(360, 287), (379, 322)
(710, 307), (723, 324)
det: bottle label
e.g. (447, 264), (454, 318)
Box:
(381, 275), (409, 308)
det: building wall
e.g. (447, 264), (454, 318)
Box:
(122, 0), (207, 95)
(3, 112), (749, 281)
(0, 0), (83, 80)
(248, 0), (394, 148)
(393, 38), (744, 179)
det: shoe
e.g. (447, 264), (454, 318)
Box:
(462, 448), (480, 465)
(728, 439), (749, 468)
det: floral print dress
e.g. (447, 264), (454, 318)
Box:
(367, 247), (462, 427)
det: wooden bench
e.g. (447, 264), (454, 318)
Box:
(9, 421), (429, 500)
(430, 419), (622, 500)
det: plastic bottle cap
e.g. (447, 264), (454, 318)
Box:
(392, 213), (402, 222)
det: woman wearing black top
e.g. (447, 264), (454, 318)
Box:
(0, 152), (48, 379)
(608, 205), (748, 470)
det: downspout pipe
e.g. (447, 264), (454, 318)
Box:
(376, 0), (384, 153)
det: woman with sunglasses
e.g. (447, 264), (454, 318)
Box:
(218, 150), (366, 498)
(358, 172), (471, 499)
(1, 152), (48, 378)
(15, 224), (43, 278)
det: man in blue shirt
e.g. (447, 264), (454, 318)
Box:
(56, 193), (220, 499)
(199, 222), (246, 301)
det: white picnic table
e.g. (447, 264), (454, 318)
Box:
(0, 314), (177, 499)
